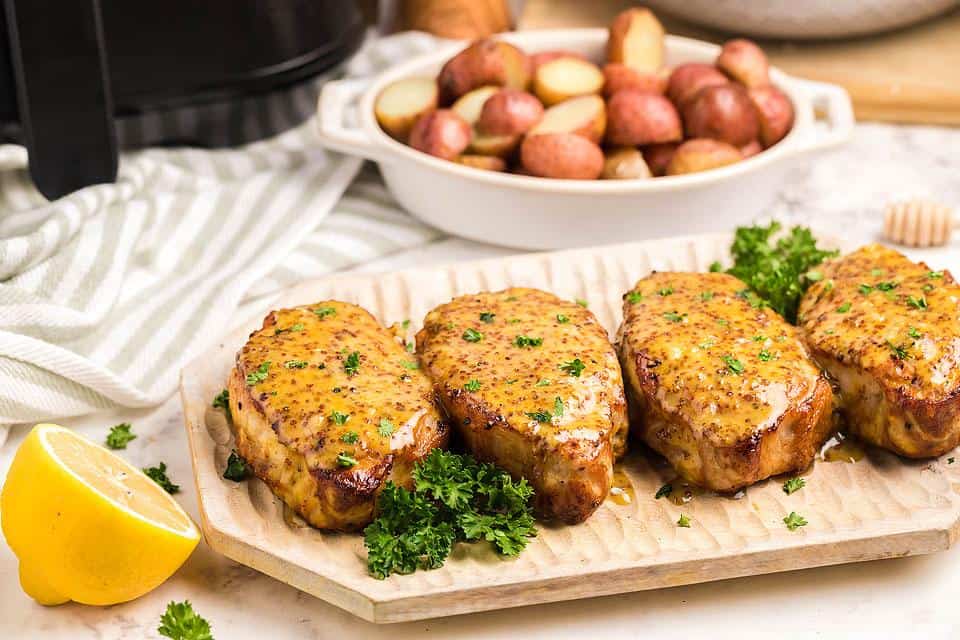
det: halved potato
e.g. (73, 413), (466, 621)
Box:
(456, 155), (507, 172)
(606, 8), (664, 73)
(528, 95), (606, 144)
(452, 86), (519, 157)
(437, 39), (531, 104)
(601, 147), (651, 180)
(375, 77), (438, 141)
(530, 49), (586, 71)
(477, 89), (544, 136)
(409, 109), (471, 160)
(717, 39), (770, 88)
(452, 86), (499, 126)
(602, 63), (665, 98)
(520, 133), (604, 179)
(532, 57), (604, 106)
(469, 132), (521, 158)
(666, 138), (742, 175)
(642, 142), (679, 177)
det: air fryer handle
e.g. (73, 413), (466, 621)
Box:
(4, 0), (117, 200)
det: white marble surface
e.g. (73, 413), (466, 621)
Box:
(3, 122), (960, 639)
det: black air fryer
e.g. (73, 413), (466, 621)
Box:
(0, 0), (366, 200)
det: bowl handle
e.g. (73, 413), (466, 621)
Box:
(316, 78), (393, 163)
(790, 78), (855, 153)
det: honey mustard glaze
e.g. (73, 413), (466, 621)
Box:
(235, 301), (442, 472)
(821, 434), (866, 463)
(609, 468), (635, 505)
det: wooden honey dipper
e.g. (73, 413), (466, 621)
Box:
(883, 200), (956, 248)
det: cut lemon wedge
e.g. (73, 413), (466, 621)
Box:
(1, 424), (200, 606)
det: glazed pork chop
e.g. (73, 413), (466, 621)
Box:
(416, 288), (628, 524)
(799, 244), (960, 458)
(617, 272), (834, 492)
(228, 301), (448, 531)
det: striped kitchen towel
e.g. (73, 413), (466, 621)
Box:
(0, 31), (446, 439)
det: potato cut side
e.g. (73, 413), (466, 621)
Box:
(374, 77), (438, 141)
(602, 147), (651, 180)
(452, 86), (500, 126)
(468, 132), (520, 158)
(528, 95), (606, 144)
(606, 8), (664, 73)
(456, 155), (507, 172)
(533, 57), (604, 106)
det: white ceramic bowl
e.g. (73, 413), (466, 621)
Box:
(316, 29), (854, 250)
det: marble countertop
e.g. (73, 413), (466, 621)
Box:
(3, 122), (960, 639)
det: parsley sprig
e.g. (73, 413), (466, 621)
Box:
(723, 223), (838, 323)
(364, 450), (537, 579)
(158, 600), (213, 640)
(223, 450), (251, 482)
(105, 423), (136, 450)
(144, 462), (179, 494)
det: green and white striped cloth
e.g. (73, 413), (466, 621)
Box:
(0, 32), (444, 437)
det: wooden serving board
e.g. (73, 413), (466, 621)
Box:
(519, 0), (960, 125)
(179, 233), (960, 624)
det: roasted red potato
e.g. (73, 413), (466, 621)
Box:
(606, 89), (682, 146)
(602, 63), (666, 98)
(408, 109), (471, 160)
(642, 142), (679, 177)
(606, 8), (664, 74)
(749, 85), (795, 147)
(601, 147), (652, 180)
(530, 49), (587, 71)
(374, 77), (438, 141)
(666, 138), (742, 175)
(456, 155), (507, 172)
(716, 39), (770, 88)
(739, 139), (763, 158)
(666, 63), (729, 108)
(437, 39), (531, 104)
(477, 89), (544, 136)
(533, 57), (604, 106)
(682, 84), (759, 147)
(520, 133), (604, 179)
(529, 94), (607, 144)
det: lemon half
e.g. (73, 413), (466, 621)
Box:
(1, 424), (200, 605)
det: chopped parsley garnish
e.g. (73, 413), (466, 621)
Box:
(837, 302), (851, 313)
(402, 319), (411, 329)
(505, 379), (518, 385)
(923, 283), (935, 292)
(314, 306), (336, 318)
(736, 288), (769, 309)
(343, 351), (361, 376)
(758, 349), (774, 362)
(462, 328), (483, 343)
(709, 261), (723, 272)
(284, 359), (308, 369)
(559, 358), (586, 377)
(784, 511), (808, 531)
(406, 342), (415, 353)
(721, 355), (744, 374)
(928, 271), (944, 279)
(341, 431), (359, 444)
(887, 340), (911, 360)
(908, 326), (922, 339)
(875, 281), (898, 291)
(858, 284), (874, 295)
(378, 419), (395, 437)
(752, 334), (766, 342)
(655, 483), (673, 499)
(401, 360), (419, 369)
(364, 450), (536, 579)
(722, 222), (838, 323)
(535, 378), (551, 387)
(663, 311), (686, 323)
(907, 295), (928, 310)
(717, 318), (729, 326)
(505, 296), (518, 302)
(329, 410), (350, 425)
(871, 268), (884, 277)
(158, 600), (213, 640)
(245, 361), (271, 385)
(782, 477), (805, 495)
(525, 410), (552, 423)
(105, 423), (136, 450)
(274, 322), (305, 335)
(513, 335), (543, 348)
(464, 379), (482, 392)
(626, 291), (643, 304)
(677, 514), (691, 528)
(553, 396), (564, 417)
(337, 452), (358, 468)
(212, 389), (231, 419)
(223, 450), (250, 481)
(507, 318), (521, 324)
(701, 291), (714, 301)
(479, 312), (496, 323)
(658, 286), (674, 297)
(698, 339), (716, 350)
(143, 462), (179, 494)
(556, 314), (570, 324)
(575, 298), (588, 307)
(806, 270), (823, 282)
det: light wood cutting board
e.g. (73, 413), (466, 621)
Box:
(519, 1), (960, 125)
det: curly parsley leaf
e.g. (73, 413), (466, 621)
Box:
(364, 450), (537, 579)
(723, 222), (838, 323)
(343, 351), (361, 376)
(245, 361), (271, 386)
(784, 511), (808, 531)
(158, 600), (213, 640)
(782, 477), (805, 495)
(105, 423), (136, 450)
(559, 358), (585, 377)
(223, 450), (250, 482)
(144, 462), (179, 494)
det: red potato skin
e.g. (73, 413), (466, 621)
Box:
(476, 89), (544, 136)
(740, 140), (763, 158)
(530, 50), (586, 71)
(521, 133), (604, 179)
(437, 39), (530, 105)
(666, 138), (742, 175)
(666, 63), (729, 108)
(602, 64), (666, 98)
(749, 85), (795, 147)
(682, 84), (759, 147)
(716, 39), (770, 88)
(605, 89), (682, 146)
(642, 142), (679, 177)
(408, 110), (472, 160)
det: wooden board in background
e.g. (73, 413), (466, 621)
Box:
(519, 0), (960, 125)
